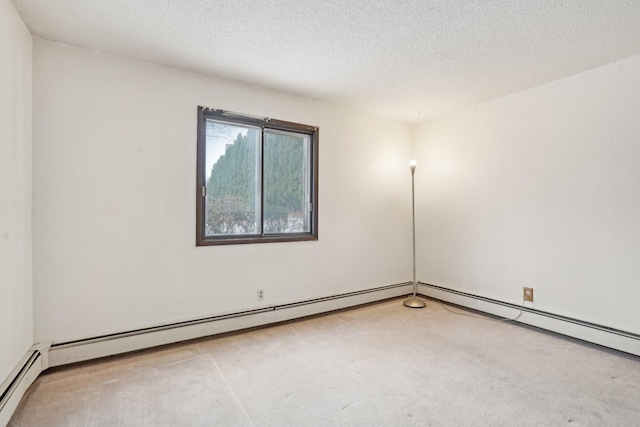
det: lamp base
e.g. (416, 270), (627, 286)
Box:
(403, 296), (426, 308)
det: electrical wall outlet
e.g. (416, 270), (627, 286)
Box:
(257, 289), (264, 301)
(523, 287), (534, 302)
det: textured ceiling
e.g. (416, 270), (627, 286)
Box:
(12, 0), (640, 123)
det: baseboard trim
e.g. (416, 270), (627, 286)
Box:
(48, 282), (412, 367)
(419, 282), (640, 357)
(0, 344), (49, 426)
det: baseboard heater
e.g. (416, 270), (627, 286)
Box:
(48, 282), (412, 367)
(418, 282), (640, 357)
(0, 344), (49, 426)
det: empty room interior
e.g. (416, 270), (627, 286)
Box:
(2, 0), (640, 425)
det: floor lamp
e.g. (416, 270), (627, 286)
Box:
(403, 160), (426, 308)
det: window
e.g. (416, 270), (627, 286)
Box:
(196, 108), (319, 245)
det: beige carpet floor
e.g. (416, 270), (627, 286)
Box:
(9, 297), (640, 426)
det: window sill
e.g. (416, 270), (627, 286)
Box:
(196, 234), (318, 246)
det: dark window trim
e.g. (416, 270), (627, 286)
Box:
(196, 107), (319, 246)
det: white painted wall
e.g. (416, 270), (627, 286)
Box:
(32, 40), (413, 343)
(414, 55), (640, 334)
(0, 0), (33, 382)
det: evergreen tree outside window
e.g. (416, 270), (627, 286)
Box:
(196, 108), (318, 245)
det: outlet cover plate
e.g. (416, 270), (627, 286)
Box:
(523, 287), (534, 302)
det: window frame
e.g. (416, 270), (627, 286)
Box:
(196, 107), (319, 246)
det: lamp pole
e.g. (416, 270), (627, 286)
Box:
(404, 160), (426, 308)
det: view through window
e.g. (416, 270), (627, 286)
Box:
(196, 108), (318, 245)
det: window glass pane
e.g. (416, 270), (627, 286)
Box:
(205, 120), (261, 236)
(263, 130), (310, 234)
